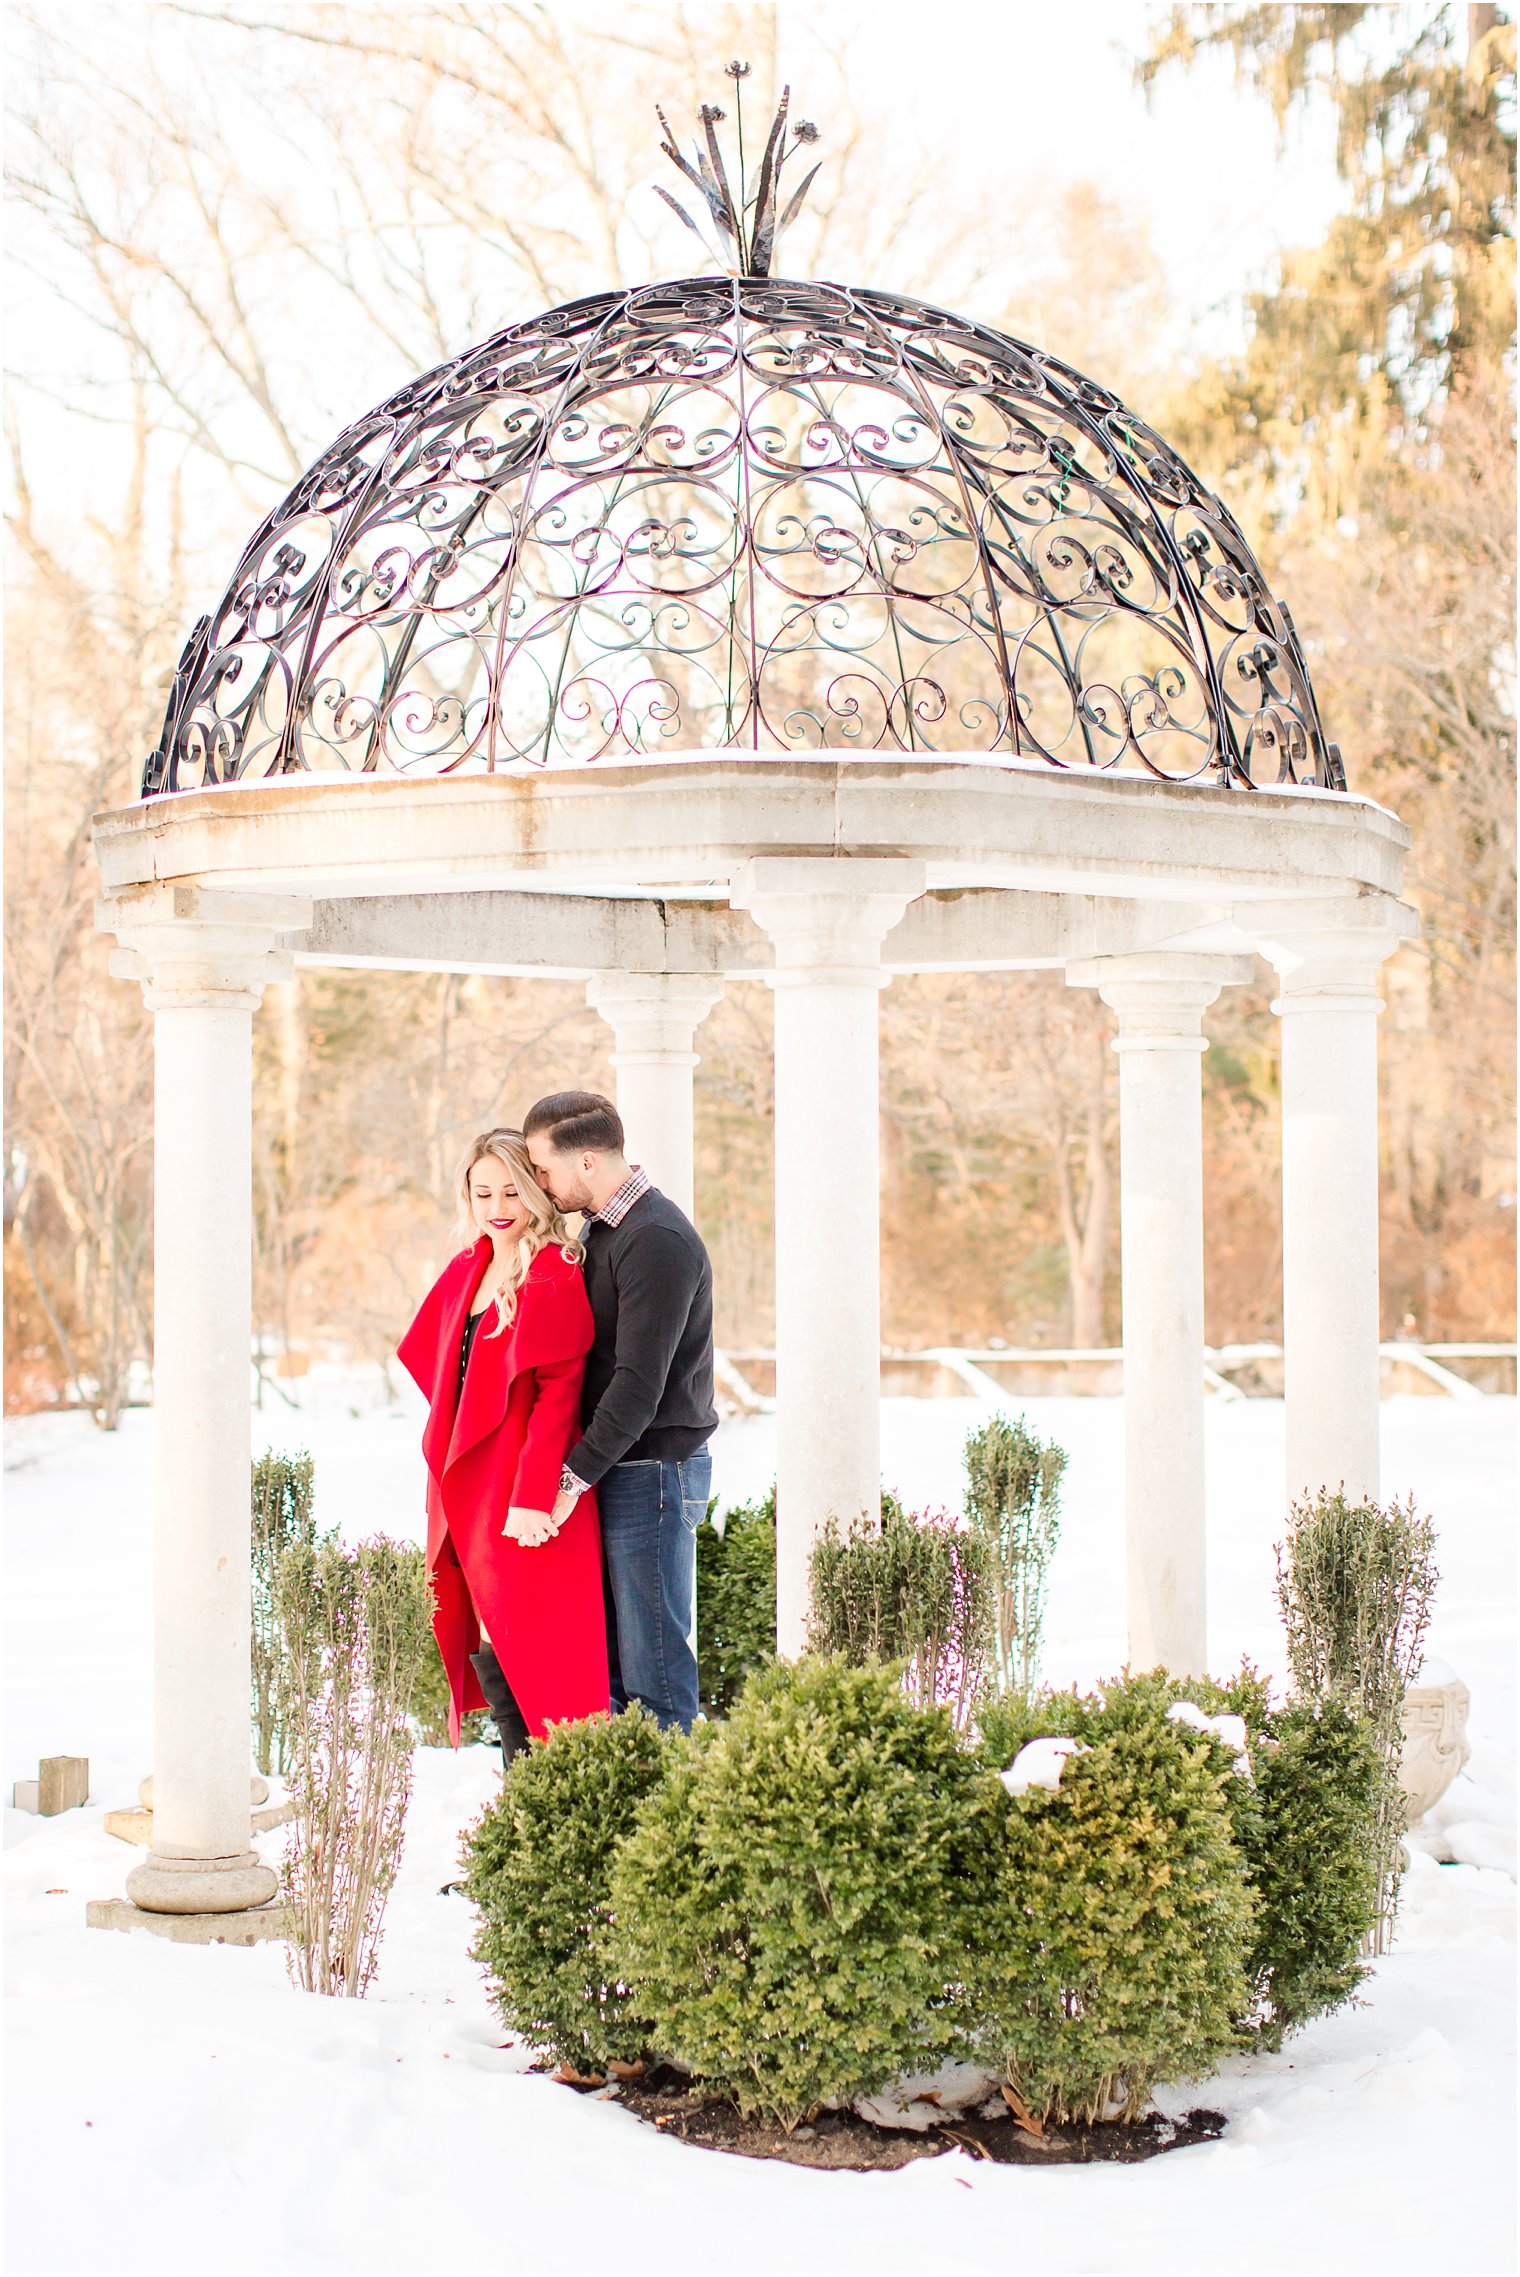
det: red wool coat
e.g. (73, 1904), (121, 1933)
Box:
(397, 1238), (610, 1745)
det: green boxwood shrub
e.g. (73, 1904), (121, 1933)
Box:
(971, 1674), (1258, 2125)
(975, 1665), (1378, 2071)
(695, 1489), (777, 1714)
(696, 1486), (921, 1718)
(975, 1683), (1082, 1769)
(1238, 1702), (1380, 2047)
(460, 1649), (1375, 2120)
(607, 1656), (1005, 2132)
(464, 1706), (672, 2072)
(1076, 1667), (1379, 2047)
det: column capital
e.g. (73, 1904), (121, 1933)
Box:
(98, 886), (312, 1011)
(586, 971), (726, 1061)
(1247, 893), (1419, 1013)
(729, 858), (926, 985)
(1066, 950), (1254, 1050)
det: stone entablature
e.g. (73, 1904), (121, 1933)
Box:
(94, 756), (1408, 910)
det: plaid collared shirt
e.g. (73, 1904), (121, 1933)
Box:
(583, 1164), (651, 1229)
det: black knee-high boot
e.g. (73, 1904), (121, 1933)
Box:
(469, 1646), (531, 1763)
(438, 1648), (531, 1893)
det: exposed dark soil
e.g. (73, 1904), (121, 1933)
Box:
(561, 2065), (1225, 2171)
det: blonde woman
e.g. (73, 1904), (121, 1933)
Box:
(397, 1128), (610, 1754)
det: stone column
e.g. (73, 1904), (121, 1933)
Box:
(100, 886), (309, 1917)
(1255, 896), (1417, 1510)
(585, 973), (725, 1221)
(1067, 952), (1253, 1677)
(730, 859), (926, 1657)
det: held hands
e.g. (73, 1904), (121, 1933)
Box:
(501, 1482), (583, 1548)
(502, 1506), (557, 1548)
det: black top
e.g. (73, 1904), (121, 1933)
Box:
(565, 1188), (716, 1487)
(458, 1304), (487, 1392)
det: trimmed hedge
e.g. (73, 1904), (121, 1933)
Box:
(606, 1657), (1004, 2132)
(976, 1666), (1380, 2062)
(463, 1655), (1380, 2122)
(698, 1486), (921, 1718)
(1239, 1702), (1380, 2046)
(695, 1490), (776, 1715)
(972, 1676), (1258, 2124)
(464, 1707), (672, 2071)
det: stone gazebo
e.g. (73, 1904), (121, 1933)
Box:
(93, 257), (1413, 1929)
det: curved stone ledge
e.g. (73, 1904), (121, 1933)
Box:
(94, 755), (1409, 909)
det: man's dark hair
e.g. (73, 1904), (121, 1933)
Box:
(523, 1090), (625, 1156)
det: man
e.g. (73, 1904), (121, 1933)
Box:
(524, 1090), (716, 1733)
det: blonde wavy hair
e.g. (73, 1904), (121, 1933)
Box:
(455, 1127), (583, 1336)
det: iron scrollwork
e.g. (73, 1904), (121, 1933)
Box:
(142, 276), (1343, 797)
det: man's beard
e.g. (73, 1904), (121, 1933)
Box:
(550, 1168), (595, 1216)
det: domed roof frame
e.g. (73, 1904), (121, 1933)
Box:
(143, 275), (1345, 799)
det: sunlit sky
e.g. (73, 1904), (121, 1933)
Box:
(810, 0), (1346, 351)
(9, 1), (1471, 558)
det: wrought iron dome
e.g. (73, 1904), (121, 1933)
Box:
(143, 90), (1344, 797)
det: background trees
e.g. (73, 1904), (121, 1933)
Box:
(1143, 1), (1517, 1341)
(5, 2), (1513, 1416)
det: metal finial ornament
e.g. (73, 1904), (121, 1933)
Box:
(654, 69), (821, 277)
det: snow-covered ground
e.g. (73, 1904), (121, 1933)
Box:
(4, 1385), (1515, 2276)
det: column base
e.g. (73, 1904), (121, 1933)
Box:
(86, 1897), (290, 1945)
(126, 1849), (278, 1914)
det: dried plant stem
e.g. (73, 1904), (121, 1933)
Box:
(278, 1538), (433, 1997)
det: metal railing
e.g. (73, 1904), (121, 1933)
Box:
(713, 1342), (1518, 1414)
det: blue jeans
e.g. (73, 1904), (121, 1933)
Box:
(598, 1452), (710, 1733)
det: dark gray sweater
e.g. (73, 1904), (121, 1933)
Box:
(564, 1188), (717, 1487)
